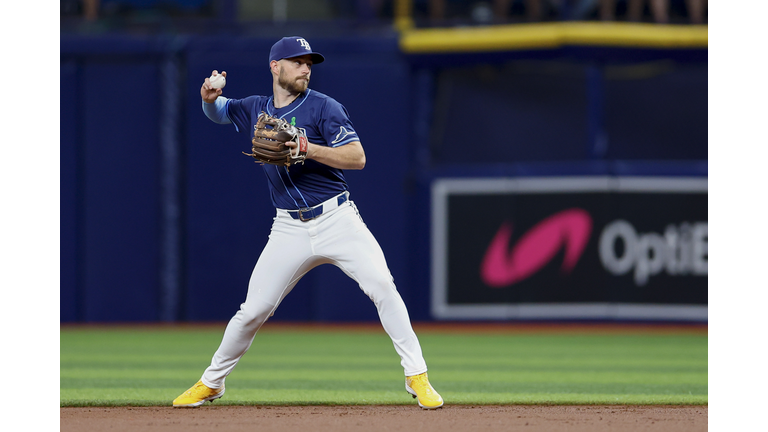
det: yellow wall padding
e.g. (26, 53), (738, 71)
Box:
(399, 22), (708, 53)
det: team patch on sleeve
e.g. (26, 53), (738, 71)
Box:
(331, 126), (357, 146)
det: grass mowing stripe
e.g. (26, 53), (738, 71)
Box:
(60, 378), (707, 396)
(61, 327), (707, 406)
(61, 368), (706, 385)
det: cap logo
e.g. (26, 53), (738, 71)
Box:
(297, 38), (311, 51)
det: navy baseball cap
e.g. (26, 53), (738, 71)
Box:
(269, 36), (325, 64)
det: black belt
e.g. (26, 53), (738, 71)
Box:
(287, 192), (349, 221)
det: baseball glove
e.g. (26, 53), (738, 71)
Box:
(244, 112), (308, 167)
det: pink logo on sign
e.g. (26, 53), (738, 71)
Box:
(480, 208), (592, 288)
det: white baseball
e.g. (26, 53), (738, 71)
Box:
(209, 74), (226, 89)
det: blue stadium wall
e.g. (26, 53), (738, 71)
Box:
(60, 28), (707, 323)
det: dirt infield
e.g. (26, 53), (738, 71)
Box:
(61, 405), (707, 432)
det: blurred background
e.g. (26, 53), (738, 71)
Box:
(60, 0), (707, 324)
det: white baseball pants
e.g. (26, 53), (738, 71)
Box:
(200, 196), (428, 389)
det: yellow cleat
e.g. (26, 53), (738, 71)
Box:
(172, 380), (225, 408)
(405, 372), (444, 409)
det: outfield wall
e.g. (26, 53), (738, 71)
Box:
(60, 26), (707, 323)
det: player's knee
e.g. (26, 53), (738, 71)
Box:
(238, 302), (275, 327)
(361, 275), (399, 302)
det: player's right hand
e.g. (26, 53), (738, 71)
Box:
(201, 70), (226, 103)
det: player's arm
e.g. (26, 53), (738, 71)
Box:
(311, 99), (366, 170)
(201, 70), (231, 124)
(292, 140), (366, 170)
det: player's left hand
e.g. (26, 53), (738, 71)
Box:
(244, 112), (309, 167)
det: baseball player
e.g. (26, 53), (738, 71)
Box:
(172, 36), (443, 409)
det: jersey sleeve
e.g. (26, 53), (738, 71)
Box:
(321, 99), (360, 147)
(226, 96), (260, 134)
(202, 97), (231, 124)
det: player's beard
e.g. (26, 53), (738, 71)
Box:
(278, 69), (309, 94)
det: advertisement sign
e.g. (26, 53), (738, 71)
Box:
(431, 177), (707, 321)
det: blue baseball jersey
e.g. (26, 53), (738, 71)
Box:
(222, 89), (359, 209)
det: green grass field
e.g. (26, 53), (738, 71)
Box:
(60, 325), (707, 407)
